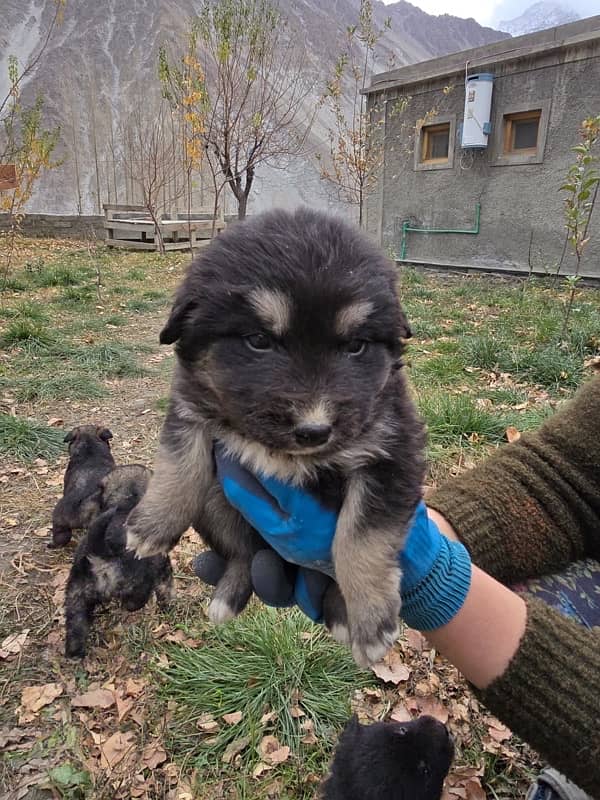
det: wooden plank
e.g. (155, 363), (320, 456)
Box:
(105, 239), (157, 250)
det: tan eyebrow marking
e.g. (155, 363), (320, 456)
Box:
(335, 300), (374, 337)
(248, 288), (292, 336)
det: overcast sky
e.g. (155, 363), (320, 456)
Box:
(381, 0), (600, 27)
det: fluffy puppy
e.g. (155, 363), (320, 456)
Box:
(50, 424), (115, 548)
(126, 207), (425, 666)
(321, 715), (455, 800)
(65, 464), (174, 659)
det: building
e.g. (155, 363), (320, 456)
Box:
(364, 17), (600, 279)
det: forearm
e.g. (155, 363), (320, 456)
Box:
(424, 563), (526, 689)
(427, 376), (600, 584)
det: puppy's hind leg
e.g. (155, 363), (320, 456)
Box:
(208, 559), (254, 623)
(126, 410), (213, 558)
(49, 499), (72, 548)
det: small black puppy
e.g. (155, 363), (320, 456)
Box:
(64, 464), (174, 659)
(50, 424), (116, 548)
(127, 207), (425, 667)
(322, 715), (455, 800)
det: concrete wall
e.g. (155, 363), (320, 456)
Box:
(365, 29), (600, 278)
(0, 214), (105, 240)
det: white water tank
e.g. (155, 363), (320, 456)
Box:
(461, 73), (494, 149)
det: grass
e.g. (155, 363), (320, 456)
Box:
(417, 392), (508, 447)
(0, 318), (54, 348)
(0, 413), (66, 460)
(159, 607), (372, 777)
(2, 374), (106, 402)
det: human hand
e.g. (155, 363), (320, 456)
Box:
(196, 445), (472, 631)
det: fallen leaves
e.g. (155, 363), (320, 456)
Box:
(505, 425), (521, 443)
(222, 711), (243, 726)
(258, 735), (290, 765)
(0, 629), (29, 659)
(18, 683), (63, 722)
(222, 736), (250, 764)
(370, 649), (411, 685)
(99, 730), (137, 770)
(71, 689), (116, 709)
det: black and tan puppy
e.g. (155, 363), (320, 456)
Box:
(65, 464), (174, 659)
(322, 715), (454, 800)
(126, 207), (425, 666)
(50, 424), (115, 548)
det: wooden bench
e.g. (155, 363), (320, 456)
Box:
(103, 203), (226, 251)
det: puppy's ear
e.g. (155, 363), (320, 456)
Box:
(98, 427), (113, 442)
(160, 298), (197, 345)
(63, 430), (75, 444)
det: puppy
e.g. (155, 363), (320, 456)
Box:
(321, 715), (455, 800)
(50, 424), (115, 548)
(127, 207), (425, 666)
(65, 464), (174, 658)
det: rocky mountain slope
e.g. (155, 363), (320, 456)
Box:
(1, 0), (509, 215)
(498, 1), (580, 35)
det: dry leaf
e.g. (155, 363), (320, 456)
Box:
(370, 650), (411, 685)
(125, 678), (146, 697)
(584, 355), (600, 371)
(222, 711), (243, 726)
(142, 741), (168, 769)
(417, 697), (449, 724)
(253, 762), (274, 778)
(0, 629), (29, 658)
(290, 705), (305, 718)
(48, 417), (64, 427)
(197, 713), (219, 733)
(99, 730), (136, 769)
(71, 689), (115, 709)
(404, 629), (425, 653)
(20, 683), (63, 714)
(505, 426), (521, 443)
(486, 717), (512, 742)
(465, 779), (486, 800)
(115, 692), (135, 722)
(390, 702), (412, 723)
(260, 710), (278, 725)
(258, 735), (291, 765)
(300, 719), (317, 745)
(222, 736), (250, 764)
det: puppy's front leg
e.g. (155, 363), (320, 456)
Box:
(126, 410), (212, 558)
(333, 478), (403, 667)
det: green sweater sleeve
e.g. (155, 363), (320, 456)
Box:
(427, 376), (600, 796)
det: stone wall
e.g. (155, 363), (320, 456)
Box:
(365, 23), (600, 279)
(0, 214), (105, 240)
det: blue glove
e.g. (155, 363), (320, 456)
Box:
(203, 444), (472, 631)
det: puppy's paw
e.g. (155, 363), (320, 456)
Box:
(329, 622), (351, 646)
(347, 599), (400, 667)
(208, 596), (238, 624)
(64, 638), (86, 660)
(125, 507), (179, 559)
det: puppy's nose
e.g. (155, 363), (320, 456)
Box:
(294, 423), (332, 446)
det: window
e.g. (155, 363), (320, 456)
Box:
(415, 116), (456, 171)
(503, 110), (541, 155)
(421, 122), (450, 163)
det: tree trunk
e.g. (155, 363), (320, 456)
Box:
(237, 193), (248, 220)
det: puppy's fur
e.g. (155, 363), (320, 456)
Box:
(322, 715), (454, 800)
(50, 425), (115, 548)
(65, 464), (174, 659)
(127, 207), (425, 666)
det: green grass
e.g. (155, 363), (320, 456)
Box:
(2, 374), (106, 402)
(28, 265), (85, 288)
(0, 319), (54, 348)
(55, 285), (96, 308)
(0, 300), (48, 322)
(417, 392), (508, 447)
(0, 414), (65, 460)
(159, 607), (371, 776)
(462, 335), (505, 370)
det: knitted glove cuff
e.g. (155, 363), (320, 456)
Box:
(401, 536), (472, 631)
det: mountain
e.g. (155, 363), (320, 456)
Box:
(1, 0), (510, 215)
(498, 1), (581, 35)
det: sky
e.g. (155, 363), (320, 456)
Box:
(381, 0), (600, 27)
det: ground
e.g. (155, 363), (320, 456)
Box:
(1, 236), (598, 799)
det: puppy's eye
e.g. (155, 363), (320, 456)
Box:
(245, 333), (273, 352)
(345, 339), (367, 356)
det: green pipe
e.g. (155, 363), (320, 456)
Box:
(399, 203), (481, 260)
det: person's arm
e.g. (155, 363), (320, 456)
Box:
(427, 375), (600, 584)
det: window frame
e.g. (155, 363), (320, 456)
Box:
(414, 114), (456, 171)
(491, 100), (551, 166)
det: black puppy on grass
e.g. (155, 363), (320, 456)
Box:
(50, 424), (116, 548)
(322, 715), (454, 800)
(65, 464), (174, 659)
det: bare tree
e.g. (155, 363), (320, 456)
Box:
(121, 101), (185, 254)
(160, 0), (315, 220)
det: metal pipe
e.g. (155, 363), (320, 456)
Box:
(399, 203), (481, 260)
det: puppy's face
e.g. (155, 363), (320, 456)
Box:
(162, 209), (410, 461)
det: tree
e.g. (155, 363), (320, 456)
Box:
(0, 2), (64, 284)
(160, 0), (313, 220)
(121, 102), (187, 254)
(559, 114), (600, 336)
(316, 0), (395, 226)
